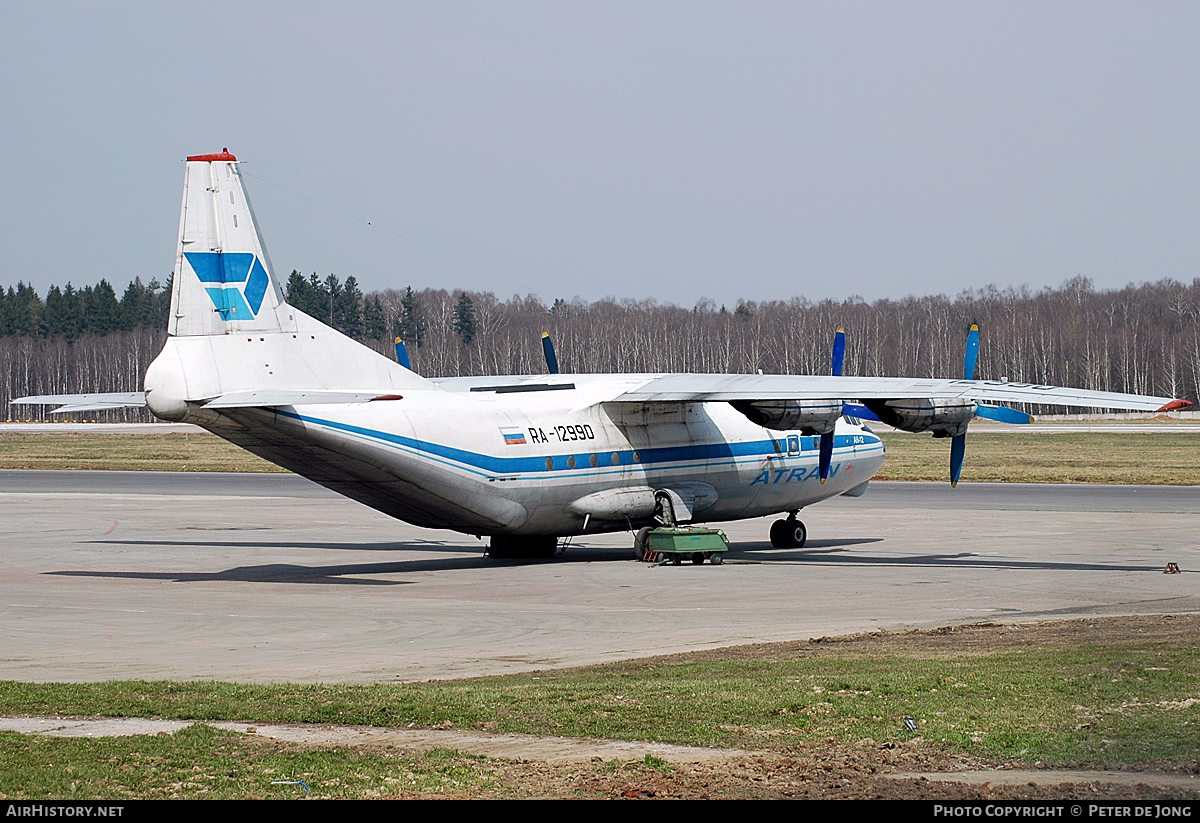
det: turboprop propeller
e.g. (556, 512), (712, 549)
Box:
(542, 332), (560, 374)
(394, 337), (412, 370)
(834, 323), (1032, 487)
(949, 323), (1034, 486)
(817, 327), (848, 483)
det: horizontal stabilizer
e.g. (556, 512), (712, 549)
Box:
(12, 393), (148, 413)
(200, 390), (405, 408)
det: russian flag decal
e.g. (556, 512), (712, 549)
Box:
(501, 428), (527, 446)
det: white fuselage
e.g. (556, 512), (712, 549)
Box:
(196, 371), (885, 537)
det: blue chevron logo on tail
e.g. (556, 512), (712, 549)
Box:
(184, 251), (271, 319)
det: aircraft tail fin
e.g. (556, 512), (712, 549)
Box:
(170, 150), (290, 336)
(144, 151), (428, 420)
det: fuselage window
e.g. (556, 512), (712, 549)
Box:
(589, 453), (599, 468)
(545, 457), (554, 471)
(610, 452), (620, 465)
(567, 455), (577, 469)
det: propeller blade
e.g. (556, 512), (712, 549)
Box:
(950, 432), (967, 487)
(841, 403), (881, 422)
(831, 326), (846, 377)
(818, 431), (834, 484)
(394, 337), (412, 370)
(975, 404), (1034, 424)
(963, 323), (980, 380)
(542, 332), (560, 374)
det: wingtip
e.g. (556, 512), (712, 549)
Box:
(541, 331), (550, 339)
(1155, 399), (1194, 412)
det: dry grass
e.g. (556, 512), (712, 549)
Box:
(877, 431), (1200, 485)
(0, 432), (282, 472)
(0, 430), (1196, 484)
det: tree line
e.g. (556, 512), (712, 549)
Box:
(3, 273), (1198, 421)
(0, 278), (172, 339)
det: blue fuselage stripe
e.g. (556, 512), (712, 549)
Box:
(275, 409), (882, 478)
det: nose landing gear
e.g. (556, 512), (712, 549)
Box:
(769, 516), (807, 548)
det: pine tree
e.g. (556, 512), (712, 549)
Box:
(119, 277), (153, 330)
(86, 280), (121, 335)
(453, 291), (477, 345)
(285, 270), (311, 311)
(337, 275), (364, 338)
(400, 286), (425, 347)
(323, 274), (342, 327)
(363, 295), (388, 340)
(151, 275), (171, 330)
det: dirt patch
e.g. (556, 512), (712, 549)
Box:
(5, 615), (1199, 799)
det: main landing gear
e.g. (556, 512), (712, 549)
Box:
(487, 535), (558, 559)
(769, 515), (807, 549)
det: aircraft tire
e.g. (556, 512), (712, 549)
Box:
(487, 536), (511, 559)
(769, 519), (807, 549)
(488, 535), (558, 559)
(533, 536), (559, 558)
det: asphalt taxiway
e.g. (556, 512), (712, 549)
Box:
(1, 470), (1196, 683)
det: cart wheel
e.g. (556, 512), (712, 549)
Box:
(692, 552), (705, 565)
(634, 527), (653, 561)
(711, 553), (723, 565)
(671, 554), (682, 565)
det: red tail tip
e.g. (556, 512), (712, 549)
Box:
(186, 149), (238, 162)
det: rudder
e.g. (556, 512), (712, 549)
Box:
(169, 149), (293, 336)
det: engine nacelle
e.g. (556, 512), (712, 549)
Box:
(862, 398), (976, 438)
(730, 399), (842, 434)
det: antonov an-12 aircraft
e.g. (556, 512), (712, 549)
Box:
(15, 151), (1193, 558)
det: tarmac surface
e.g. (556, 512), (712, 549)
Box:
(2, 470), (1197, 684)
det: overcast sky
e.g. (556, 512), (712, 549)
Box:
(2, 2), (1197, 307)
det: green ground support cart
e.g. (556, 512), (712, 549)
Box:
(644, 526), (728, 565)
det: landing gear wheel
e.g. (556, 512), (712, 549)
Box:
(488, 535), (558, 559)
(634, 527), (653, 561)
(769, 518), (807, 548)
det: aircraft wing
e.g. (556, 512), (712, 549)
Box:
(612, 374), (1184, 412)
